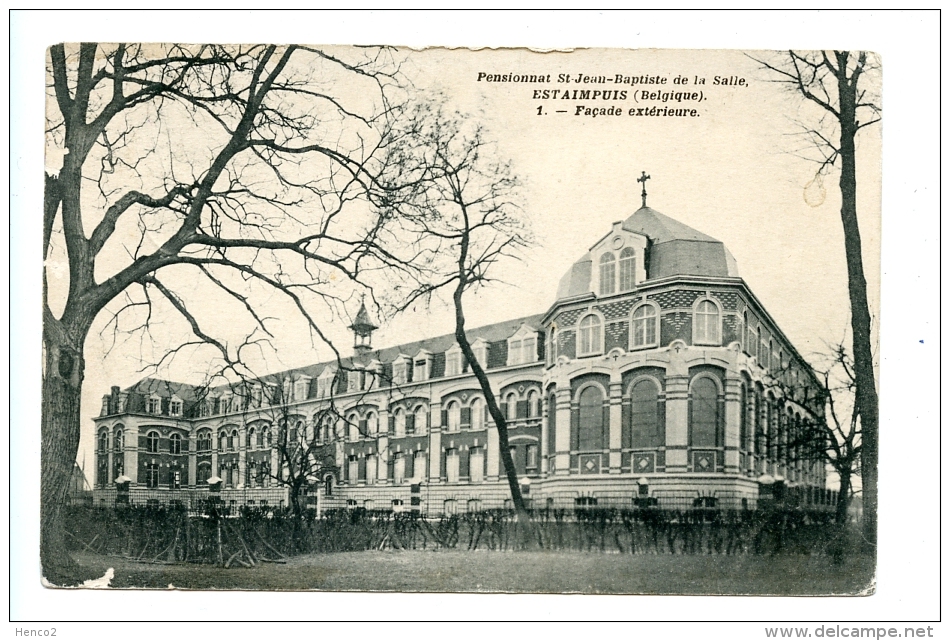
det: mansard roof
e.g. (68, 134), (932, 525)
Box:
(556, 205), (739, 300)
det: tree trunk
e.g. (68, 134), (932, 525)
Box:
(835, 469), (852, 526)
(837, 61), (879, 549)
(41, 319), (87, 583)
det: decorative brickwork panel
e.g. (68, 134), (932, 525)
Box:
(648, 289), (702, 309)
(555, 309), (583, 327)
(711, 290), (739, 310)
(660, 312), (692, 345)
(598, 298), (637, 320)
(487, 341), (508, 369)
(605, 321), (628, 352)
(558, 330), (576, 359)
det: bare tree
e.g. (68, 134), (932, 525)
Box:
(385, 104), (533, 518)
(753, 50), (880, 546)
(43, 43), (423, 581)
(767, 346), (862, 526)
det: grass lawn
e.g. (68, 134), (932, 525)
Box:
(71, 550), (875, 594)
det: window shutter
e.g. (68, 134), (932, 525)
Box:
(388, 415), (395, 433)
(517, 400), (528, 419)
(359, 419), (367, 438)
(460, 450), (470, 477)
(621, 399), (632, 449)
(441, 410), (448, 429)
(602, 403), (610, 449)
(570, 406), (579, 450)
(406, 452), (414, 478)
(406, 414), (415, 434)
(460, 407), (471, 427)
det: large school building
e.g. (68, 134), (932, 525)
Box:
(91, 191), (830, 514)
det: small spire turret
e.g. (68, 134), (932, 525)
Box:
(349, 295), (378, 356)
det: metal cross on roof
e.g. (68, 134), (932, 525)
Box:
(637, 171), (651, 208)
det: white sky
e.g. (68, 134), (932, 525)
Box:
(10, 8), (940, 626)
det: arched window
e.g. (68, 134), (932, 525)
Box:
(230, 429), (238, 451)
(113, 429), (123, 451)
(414, 406), (428, 435)
(218, 431), (227, 452)
(739, 312), (749, 354)
(197, 430), (212, 452)
(747, 317), (757, 356)
(689, 377), (720, 447)
(146, 431), (160, 453)
(247, 427), (256, 449)
(471, 398), (484, 430)
(528, 390), (540, 417)
(394, 407), (406, 437)
(348, 413), (360, 442)
(599, 252), (616, 296)
(262, 425), (271, 448)
(547, 325), (558, 366)
(169, 432), (182, 455)
(630, 379), (661, 448)
(619, 247), (636, 291)
(577, 314), (603, 356)
(693, 299), (721, 345)
(98, 430), (108, 453)
(739, 383), (748, 450)
(367, 412), (378, 436)
(446, 401), (461, 432)
(631, 303), (658, 348)
(547, 392), (557, 458)
(506, 392), (518, 420)
(578, 386), (605, 451)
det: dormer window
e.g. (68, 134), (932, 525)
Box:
(413, 350), (432, 382)
(366, 360), (382, 390)
(169, 396), (183, 417)
(393, 356), (409, 386)
(347, 369), (363, 393)
(445, 345), (462, 377)
(294, 376), (311, 402)
(147, 395), (161, 415)
(507, 325), (539, 366)
(471, 340), (488, 370)
(547, 325), (558, 366)
(599, 253), (617, 296)
(317, 368), (335, 399)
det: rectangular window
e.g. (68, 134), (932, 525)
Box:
(446, 449), (459, 483)
(445, 351), (461, 376)
(393, 361), (407, 385)
(508, 339), (522, 366)
(523, 337), (536, 363)
(469, 448), (484, 484)
(170, 401), (182, 416)
(414, 359), (428, 381)
(347, 370), (362, 393)
(526, 444), (539, 470)
(170, 470), (181, 489)
(414, 451), (427, 481)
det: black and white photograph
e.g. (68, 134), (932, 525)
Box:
(10, 8), (940, 629)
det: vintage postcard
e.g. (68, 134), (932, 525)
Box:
(40, 42), (882, 600)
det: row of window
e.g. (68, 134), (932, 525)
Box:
(548, 298), (723, 363)
(598, 248), (638, 296)
(97, 429), (186, 454)
(343, 443), (540, 485)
